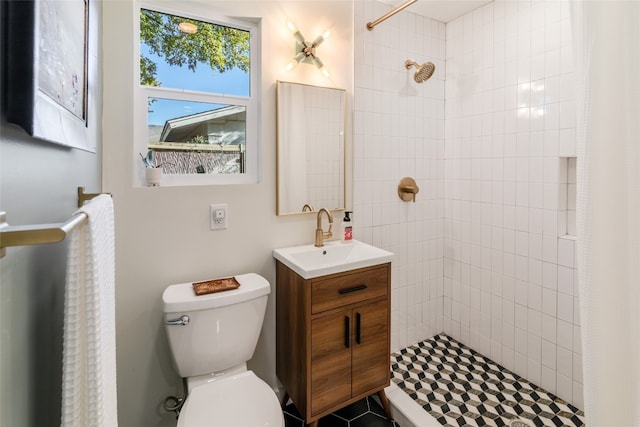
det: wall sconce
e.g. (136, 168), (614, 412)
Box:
(285, 20), (330, 77)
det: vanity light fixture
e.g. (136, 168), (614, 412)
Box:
(285, 20), (330, 77)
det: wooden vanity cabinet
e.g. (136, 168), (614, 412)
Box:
(276, 261), (391, 426)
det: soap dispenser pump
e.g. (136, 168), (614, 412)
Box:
(342, 211), (353, 243)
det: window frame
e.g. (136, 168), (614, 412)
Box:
(134, 2), (260, 186)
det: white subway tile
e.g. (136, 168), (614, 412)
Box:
(557, 292), (573, 323)
(515, 327), (528, 354)
(529, 184), (543, 209)
(541, 365), (557, 395)
(543, 129), (559, 156)
(542, 313), (557, 343)
(528, 307), (542, 337)
(542, 261), (558, 290)
(527, 359), (542, 385)
(515, 207), (529, 231)
(529, 232), (543, 259)
(557, 212), (567, 237)
(528, 333), (542, 363)
(542, 210), (558, 237)
(558, 183), (568, 210)
(557, 319), (573, 350)
(531, 28), (545, 56)
(557, 265), (574, 295)
(573, 352), (583, 382)
(542, 339), (557, 369)
(514, 352), (528, 378)
(543, 183), (559, 209)
(559, 129), (576, 157)
(556, 373), (573, 402)
(573, 381), (584, 410)
(557, 237), (575, 267)
(528, 283), (542, 312)
(560, 45), (574, 75)
(544, 102), (560, 130)
(557, 346), (573, 378)
(559, 101), (576, 130)
(574, 325), (582, 354)
(542, 235), (558, 263)
(545, 49), (561, 77)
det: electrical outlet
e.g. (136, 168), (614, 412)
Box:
(210, 204), (227, 230)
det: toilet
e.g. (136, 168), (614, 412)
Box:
(162, 273), (284, 427)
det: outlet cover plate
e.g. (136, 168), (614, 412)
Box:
(210, 204), (227, 230)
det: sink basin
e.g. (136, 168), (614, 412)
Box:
(273, 240), (393, 279)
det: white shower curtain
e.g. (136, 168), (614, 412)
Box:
(572, 1), (640, 426)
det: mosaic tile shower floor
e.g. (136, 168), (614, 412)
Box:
(391, 334), (585, 427)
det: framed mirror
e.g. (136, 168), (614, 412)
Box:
(276, 81), (346, 215)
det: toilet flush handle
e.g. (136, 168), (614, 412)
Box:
(165, 315), (190, 326)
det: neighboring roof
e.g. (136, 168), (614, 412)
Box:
(159, 105), (246, 144)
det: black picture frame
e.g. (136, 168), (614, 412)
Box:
(5, 0), (97, 152)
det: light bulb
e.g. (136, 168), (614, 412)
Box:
(292, 30), (305, 44)
(178, 22), (198, 34)
(312, 30), (330, 47)
(287, 20), (305, 43)
(286, 52), (306, 71)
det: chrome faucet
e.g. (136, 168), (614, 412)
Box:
(315, 208), (333, 247)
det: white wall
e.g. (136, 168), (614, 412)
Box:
(353, 1), (446, 353)
(444, 0), (583, 407)
(101, 1), (353, 425)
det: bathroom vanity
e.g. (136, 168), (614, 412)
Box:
(275, 260), (392, 426)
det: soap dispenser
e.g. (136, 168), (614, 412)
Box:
(342, 211), (353, 243)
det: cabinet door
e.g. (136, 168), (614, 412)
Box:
(351, 299), (389, 397)
(311, 310), (352, 416)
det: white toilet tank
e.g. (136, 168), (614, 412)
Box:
(162, 273), (270, 378)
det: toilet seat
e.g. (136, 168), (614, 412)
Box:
(177, 370), (284, 427)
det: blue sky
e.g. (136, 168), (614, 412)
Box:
(143, 45), (249, 126)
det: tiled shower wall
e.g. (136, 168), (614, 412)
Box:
(444, 0), (582, 407)
(355, 0), (582, 410)
(353, 1), (446, 353)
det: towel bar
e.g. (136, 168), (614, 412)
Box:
(0, 187), (108, 258)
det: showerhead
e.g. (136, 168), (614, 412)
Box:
(405, 60), (435, 83)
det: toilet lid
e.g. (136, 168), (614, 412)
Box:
(177, 371), (284, 427)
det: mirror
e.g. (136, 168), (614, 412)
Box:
(276, 81), (346, 215)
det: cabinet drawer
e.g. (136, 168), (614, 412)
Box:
(311, 265), (388, 314)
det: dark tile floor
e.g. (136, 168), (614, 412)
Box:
(284, 395), (399, 427)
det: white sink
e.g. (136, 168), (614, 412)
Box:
(273, 240), (393, 279)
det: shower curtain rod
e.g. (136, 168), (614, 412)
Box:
(0, 187), (108, 258)
(367, 0), (417, 31)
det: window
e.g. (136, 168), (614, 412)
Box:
(135, 5), (259, 186)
